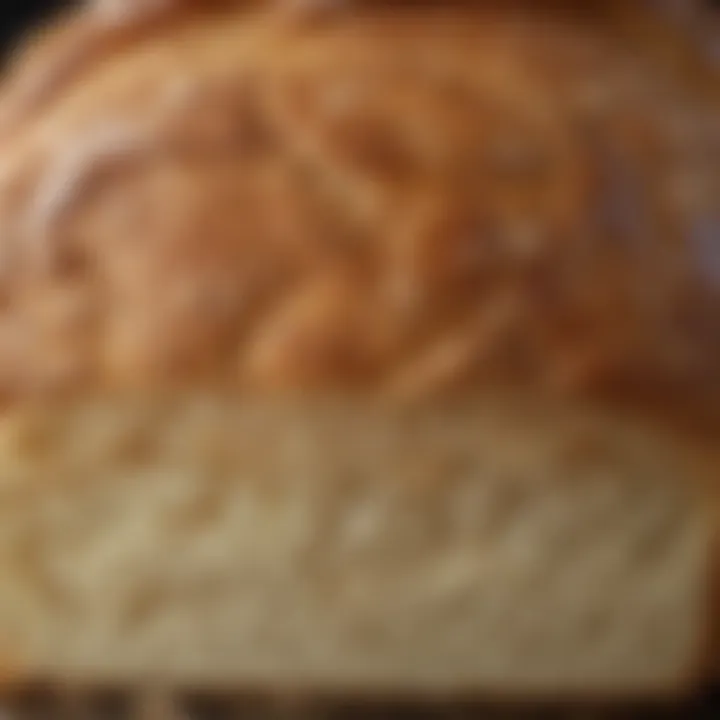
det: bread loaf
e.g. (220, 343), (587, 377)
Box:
(0, 0), (717, 701)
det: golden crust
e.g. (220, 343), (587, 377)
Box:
(0, 1), (716, 424)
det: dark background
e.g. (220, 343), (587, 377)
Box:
(0, 0), (74, 62)
(2, 0), (72, 34)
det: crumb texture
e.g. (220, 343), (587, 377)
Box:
(0, 395), (712, 692)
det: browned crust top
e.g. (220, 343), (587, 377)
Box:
(0, 0), (716, 428)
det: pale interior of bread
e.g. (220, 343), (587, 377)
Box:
(0, 393), (713, 696)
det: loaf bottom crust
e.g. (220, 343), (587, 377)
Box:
(0, 393), (713, 698)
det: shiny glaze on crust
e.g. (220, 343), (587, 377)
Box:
(0, 0), (716, 427)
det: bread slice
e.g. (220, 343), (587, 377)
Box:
(0, 0), (716, 702)
(0, 393), (715, 698)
